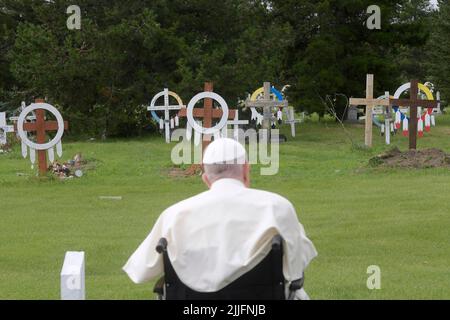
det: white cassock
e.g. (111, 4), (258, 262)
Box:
(123, 178), (317, 299)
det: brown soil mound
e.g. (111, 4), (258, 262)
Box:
(0, 142), (12, 153)
(167, 164), (203, 178)
(370, 147), (450, 169)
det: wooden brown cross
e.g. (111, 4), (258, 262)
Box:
(19, 98), (69, 175)
(390, 80), (438, 150)
(349, 74), (389, 148)
(178, 82), (236, 151)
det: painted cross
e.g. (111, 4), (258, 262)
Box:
(178, 82), (236, 151)
(226, 111), (248, 140)
(390, 80), (438, 150)
(349, 74), (389, 147)
(148, 89), (185, 143)
(16, 99), (69, 175)
(245, 82), (288, 131)
(0, 112), (14, 145)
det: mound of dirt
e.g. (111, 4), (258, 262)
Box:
(0, 142), (12, 153)
(49, 153), (98, 179)
(167, 164), (203, 178)
(369, 147), (450, 169)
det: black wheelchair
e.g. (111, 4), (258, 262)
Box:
(153, 235), (304, 300)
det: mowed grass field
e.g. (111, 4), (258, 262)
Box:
(1, 117), (450, 300)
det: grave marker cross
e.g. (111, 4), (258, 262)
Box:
(349, 74), (390, 148)
(18, 99), (69, 175)
(0, 112), (14, 145)
(227, 112), (249, 140)
(245, 82), (288, 131)
(148, 89), (184, 143)
(178, 82), (236, 151)
(284, 107), (301, 137)
(390, 80), (438, 150)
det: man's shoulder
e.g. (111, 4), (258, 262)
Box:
(160, 186), (295, 221)
(247, 187), (294, 208)
(168, 187), (293, 207)
(161, 190), (210, 215)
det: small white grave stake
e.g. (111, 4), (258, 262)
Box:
(61, 251), (85, 300)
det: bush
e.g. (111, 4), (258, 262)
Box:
(322, 114), (335, 123)
(305, 112), (320, 123)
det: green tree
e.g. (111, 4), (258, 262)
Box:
(271, 0), (434, 117)
(7, 1), (186, 136)
(3, 0), (288, 136)
(429, 1), (450, 107)
(0, 0), (439, 135)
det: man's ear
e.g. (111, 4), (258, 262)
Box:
(202, 173), (212, 189)
(243, 163), (251, 187)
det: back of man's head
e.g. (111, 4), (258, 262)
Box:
(202, 138), (250, 187)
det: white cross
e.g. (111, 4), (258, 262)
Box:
(148, 89), (184, 143)
(0, 112), (14, 145)
(284, 107), (301, 137)
(10, 102), (37, 131)
(9, 102), (37, 139)
(226, 111), (249, 140)
(9, 102), (37, 122)
(435, 91), (441, 114)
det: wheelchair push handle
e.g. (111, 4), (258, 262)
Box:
(156, 238), (168, 254)
(271, 234), (282, 251)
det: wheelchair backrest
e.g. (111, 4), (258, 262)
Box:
(155, 235), (286, 300)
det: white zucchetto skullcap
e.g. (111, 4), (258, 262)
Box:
(203, 138), (247, 165)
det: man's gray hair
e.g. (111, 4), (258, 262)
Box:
(203, 163), (245, 183)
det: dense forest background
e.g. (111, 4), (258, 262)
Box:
(0, 0), (449, 137)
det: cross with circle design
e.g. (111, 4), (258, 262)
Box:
(16, 99), (69, 175)
(148, 89), (185, 143)
(245, 82), (288, 131)
(178, 82), (236, 152)
(390, 80), (438, 150)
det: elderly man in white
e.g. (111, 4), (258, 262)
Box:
(123, 138), (317, 299)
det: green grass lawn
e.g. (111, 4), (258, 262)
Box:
(1, 117), (450, 300)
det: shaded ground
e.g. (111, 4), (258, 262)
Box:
(370, 147), (450, 168)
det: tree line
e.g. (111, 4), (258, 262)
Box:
(0, 0), (448, 137)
